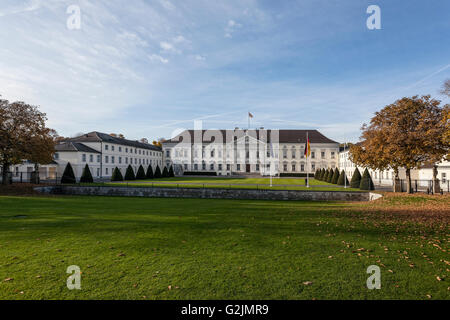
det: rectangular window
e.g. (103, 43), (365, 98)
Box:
(119, 157), (122, 164)
(442, 173), (446, 183)
(292, 150), (296, 159)
(283, 164), (287, 171)
(126, 148), (128, 153)
(125, 158), (128, 164)
(301, 164), (305, 172)
(311, 152), (315, 159)
(218, 164), (222, 170)
(237, 164), (241, 171)
(111, 156), (115, 164)
(256, 164), (259, 171)
(227, 164), (231, 171)
(119, 147), (122, 152)
(89, 154), (93, 162)
(311, 163), (315, 170)
(54, 153), (59, 160)
(321, 152), (325, 159)
(194, 164), (198, 170)
(292, 164), (296, 171)
(202, 162), (206, 170)
(97, 155), (101, 163)
(96, 168), (100, 177)
(82, 154), (86, 162)
(210, 163), (214, 170)
(105, 145), (109, 151)
(112, 146), (115, 152)
(166, 150), (170, 157)
(184, 164), (188, 170)
(331, 152), (335, 159)
(283, 150), (287, 158)
(105, 168), (109, 175)
(105, 156), (109, 163)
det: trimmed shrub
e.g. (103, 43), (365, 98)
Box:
(350, 168), (362, 188)
(337, 170), (349, 186)
(146, 165), (153, 179)
(331, 169), (340, 184)
(322, 169), (329, 182)
(321, 168), (326, 180)
(169, 165), (175, 177)
(124, 165), (135, 180)
(315, 169), (320, 180)
(327, 168), (334, 183)
(136, 165), (146, 180)
(111, 167), (124, 182)
(61, 162), (76, 184)
(80, 164), (94, 183)
(154, 166), (162, 178)
(162, 166), (169, 177)
(360, 168), (375, 190)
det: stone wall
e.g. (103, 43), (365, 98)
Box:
(34, 185), (380, 201)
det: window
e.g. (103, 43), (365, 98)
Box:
(237, 164), (241, 171)
(119, 147), (122, 152)
(135, 159), (137, 164)
(184, 164), (188, 170)
(292, 164), (296, 172)
(194, 164), (198, 170)
(218, 164), (222, 170)
(82, 154), (86, 162)
(321, 152), (325, 159)
(97, 155), (101, 163)
(331, 152), (335, 159)
(202, 162), (206, 170)
(283, 149), (287, 159)
(292, 149), (296, 159)
(54, 153), (59, 160)
(210, 163), (214, 170)
(111, 156), (115, 164)
(125, 148), (128, 153)
(267, 151), (270, 157)
(119, 157), (122, 164)
(96, 168), (100, 177)
(301, 164), (305, 172)
(256, 164), (259, 171)
(89, 154), (93, 162)
(442, 173), (447, 183)
(111, 146), (115, 152)
(227, 164), (231, 171)
(105, 156), (109, 163)
(311, 152), (315, 159)
(105, 168), (109, 175)
(125, 158), (128, 164)
(105, 145), (109, 151)
(166, 150), (170, 157)
(135, 149), (137, 154)
(311, 163), (315, 170)
(283, 164), (287, 171)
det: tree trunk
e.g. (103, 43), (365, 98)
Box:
(406, 168), (412, 194)
(432, 165), (440, 194)
(392, 168), (401, 192)
(31, 163), (40, 184)
(1, 161), (10, 185)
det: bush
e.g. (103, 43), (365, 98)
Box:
(327, 169), (334, 183)
(111, 167), (124, 182)
(80, 164), (93, 183)
(331, 169), (340, 184)
(146, 165), (153, 179)
(321, 168), (326, 180)
(337, 170), (349, 186)
(360, 168), (375, 190)
(350, 168), (362, 188)
(124, 165), (135, 180)
(162, 166), (169, 177)
(61, 162), (76, 184)
(154, 166), (162, 178)
(169, 165), (175, 177)
(315, 169), (320, 180)
(183, 171), (217, 176)
(136, 165), (146, 180)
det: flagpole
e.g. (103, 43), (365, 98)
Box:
(306, 131), (309, 188)
(248, 112), (250, 129)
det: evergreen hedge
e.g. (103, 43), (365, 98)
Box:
(360, 168), (375, 190)
(136, 165), (146, 180)
(350, 168), (362, 188)
(337, 170), (349, 186)
(125, 165), (136, 180)
(154, 166), (162, 178)
(315, 169), (320, 180)
(319, 168), (325, 181)
(111, 167), (124, 181)
(146, 165), (153, 179)
(169, 165), (175, 177)
(61, 162), (76, 184)
(327, 168), (334, 183)
(162, 166), (169, 177)
(331, 169), (340, 184)
(80, 164), (93, 183)
(323, 169), (329, 182)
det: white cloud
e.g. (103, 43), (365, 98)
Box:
(224, 19), (242, 38)
(149, 54), (169, 64)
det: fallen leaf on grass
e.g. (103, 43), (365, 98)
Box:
(302, 281), (313, 286)
(4, 278), (13, 282)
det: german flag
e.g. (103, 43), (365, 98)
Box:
(304, 134), (311, 158)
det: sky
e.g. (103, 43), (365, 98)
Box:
(0, 0), (449, 143)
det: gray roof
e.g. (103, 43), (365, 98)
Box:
(163, 129), (339, 144)
(55, 142), (101, 154)
(67, 132), (162, 151)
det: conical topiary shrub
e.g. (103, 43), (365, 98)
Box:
(320, 168), (325, 181)
(154, 165), (162, 178)
(146, 165), (153, 179)
(136, 165), (146, 180)
(331, 168), (340, 184)
(111, 167), (124, 181)
(327, 168), (334, 183)
(80, 164), (94, 183)
(61, 162), (76, 184)
(168, 165), (175, 177)
(162, 166), (169, 177)
(314, 169), (319, 179)
(337, 170), (349, 186)
(323, 169), (329, 182)
(124, 165), (135, 180)
(350, 167), (362, 188)
(360, 168), (375, 190)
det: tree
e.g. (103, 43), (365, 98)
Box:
(360, 168), (375, 190)
(314, 169), (319, 180)
(331, 169), (340, 184)
(124, 165), (135, 180)
(350, 168), (362, 188)
(351, 95), (448, 193)
(146, 165), (153, 179)
(169, 165), (175, 177)
(154, 165), (162, 178)
(61, 162), (76, 184)
(162, 166), (169, 177)
(327, 169), (334, 183)
(441, 79), (450, 97)
(337, 170), (349, 186)
(320, 168), (325, 181)
(136, 165), (146, 180)
(80, 164), (93, 183)
(323, 169), (329, 182)
(111, 167), (124, 182)
(0, 98), (56, 185)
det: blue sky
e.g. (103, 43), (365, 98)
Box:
(0, 0), (449, 142)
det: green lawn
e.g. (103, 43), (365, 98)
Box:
(0, 195), (448, 300)
(102, 177), (361, 191)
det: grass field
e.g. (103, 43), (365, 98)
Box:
(102, 177), (361, 191)
(0, 193), (448, 300)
